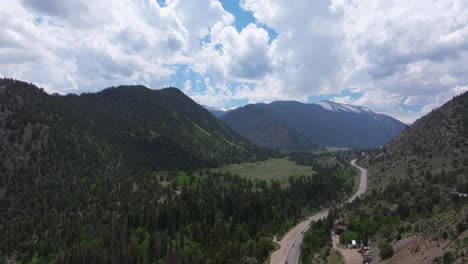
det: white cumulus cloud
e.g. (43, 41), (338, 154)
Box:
(1, 0), (468, 123)
(239, 0), (468, 122)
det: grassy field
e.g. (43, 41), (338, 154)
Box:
(211, 158), (314, 184)
(175, 172), (190, 185)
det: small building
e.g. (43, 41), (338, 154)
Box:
(335, 222), (348, 235)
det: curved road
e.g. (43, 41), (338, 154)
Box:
(270, 159), (367, 264)
(347, 159), (367, 203)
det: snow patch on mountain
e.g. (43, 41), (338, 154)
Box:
(203, 105), (230, 112)
(317, 101), (374, 114)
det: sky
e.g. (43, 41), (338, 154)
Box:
(1, 0), (468, 123)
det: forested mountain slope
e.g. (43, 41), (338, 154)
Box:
(339, 92), (468, 263)
(0, 78), (357, 263)
(0, 78), (286, 263)
(0, 78), (268, 176)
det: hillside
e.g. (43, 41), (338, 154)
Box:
(220, 104), (319, 151)
(339, 92), (468, 263)
(0, 79), (358, 263)
(221, 100), (406, 150)
(0, 79), (287, 263)
(0, 79), (267, 176)
(364, 91), (468, 192)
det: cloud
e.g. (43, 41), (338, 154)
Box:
(1, 0), (468, 123)
(0, 0), (234, 92)
(239, 0), (468, 122)
(332, 0), (468, 98)
(182, 80), (192, 93)
(22, 0), (89, 23)
(405, 85), (468, 115)
(242, 0), (345, 97)
(193, 23), (275, 81)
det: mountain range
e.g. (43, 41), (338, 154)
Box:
(0, 79), (269, 181)
(206, 100), (406, 150)
(1, 78), (467, 263)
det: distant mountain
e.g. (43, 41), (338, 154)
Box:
(364, 91), (468, 192)
(203, 105), (231, 118)
(0, 79), (269, 180)
(217, 104), (319, 151)
(221, 100), (406, 150)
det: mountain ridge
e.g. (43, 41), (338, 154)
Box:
(203, 105), (232, 118)
(317, 100), (374, 113)
(205, 99), (389, 117)
(342, 91), (468, 264)
(217, 100), (406, 150)
(216, 104), (320, 151)
(364, 90), (468, 192)
(0, 79), (269, 174)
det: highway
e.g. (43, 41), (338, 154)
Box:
(270, 159), (367, 264)
(347, 159), (367, 203)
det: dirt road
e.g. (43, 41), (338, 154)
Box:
(332, 235), (363, 264)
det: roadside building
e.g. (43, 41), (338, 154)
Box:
(335, 222), (348, 235)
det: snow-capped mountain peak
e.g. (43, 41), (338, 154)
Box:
(317, 100), (373, 114)
(202, 105), (230, 112)
(203, 105), (237, 118)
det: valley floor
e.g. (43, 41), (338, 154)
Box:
(211, 158), (315, 184)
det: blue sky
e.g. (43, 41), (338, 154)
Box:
(167, 0), (278, 109)
(166, 0), (425, 116)
(219, 0), (277, 41)
(167, 0), (352, 109)
(1, 0), (468, 123)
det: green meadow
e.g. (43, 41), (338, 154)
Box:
(211, 158), (315, 184)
